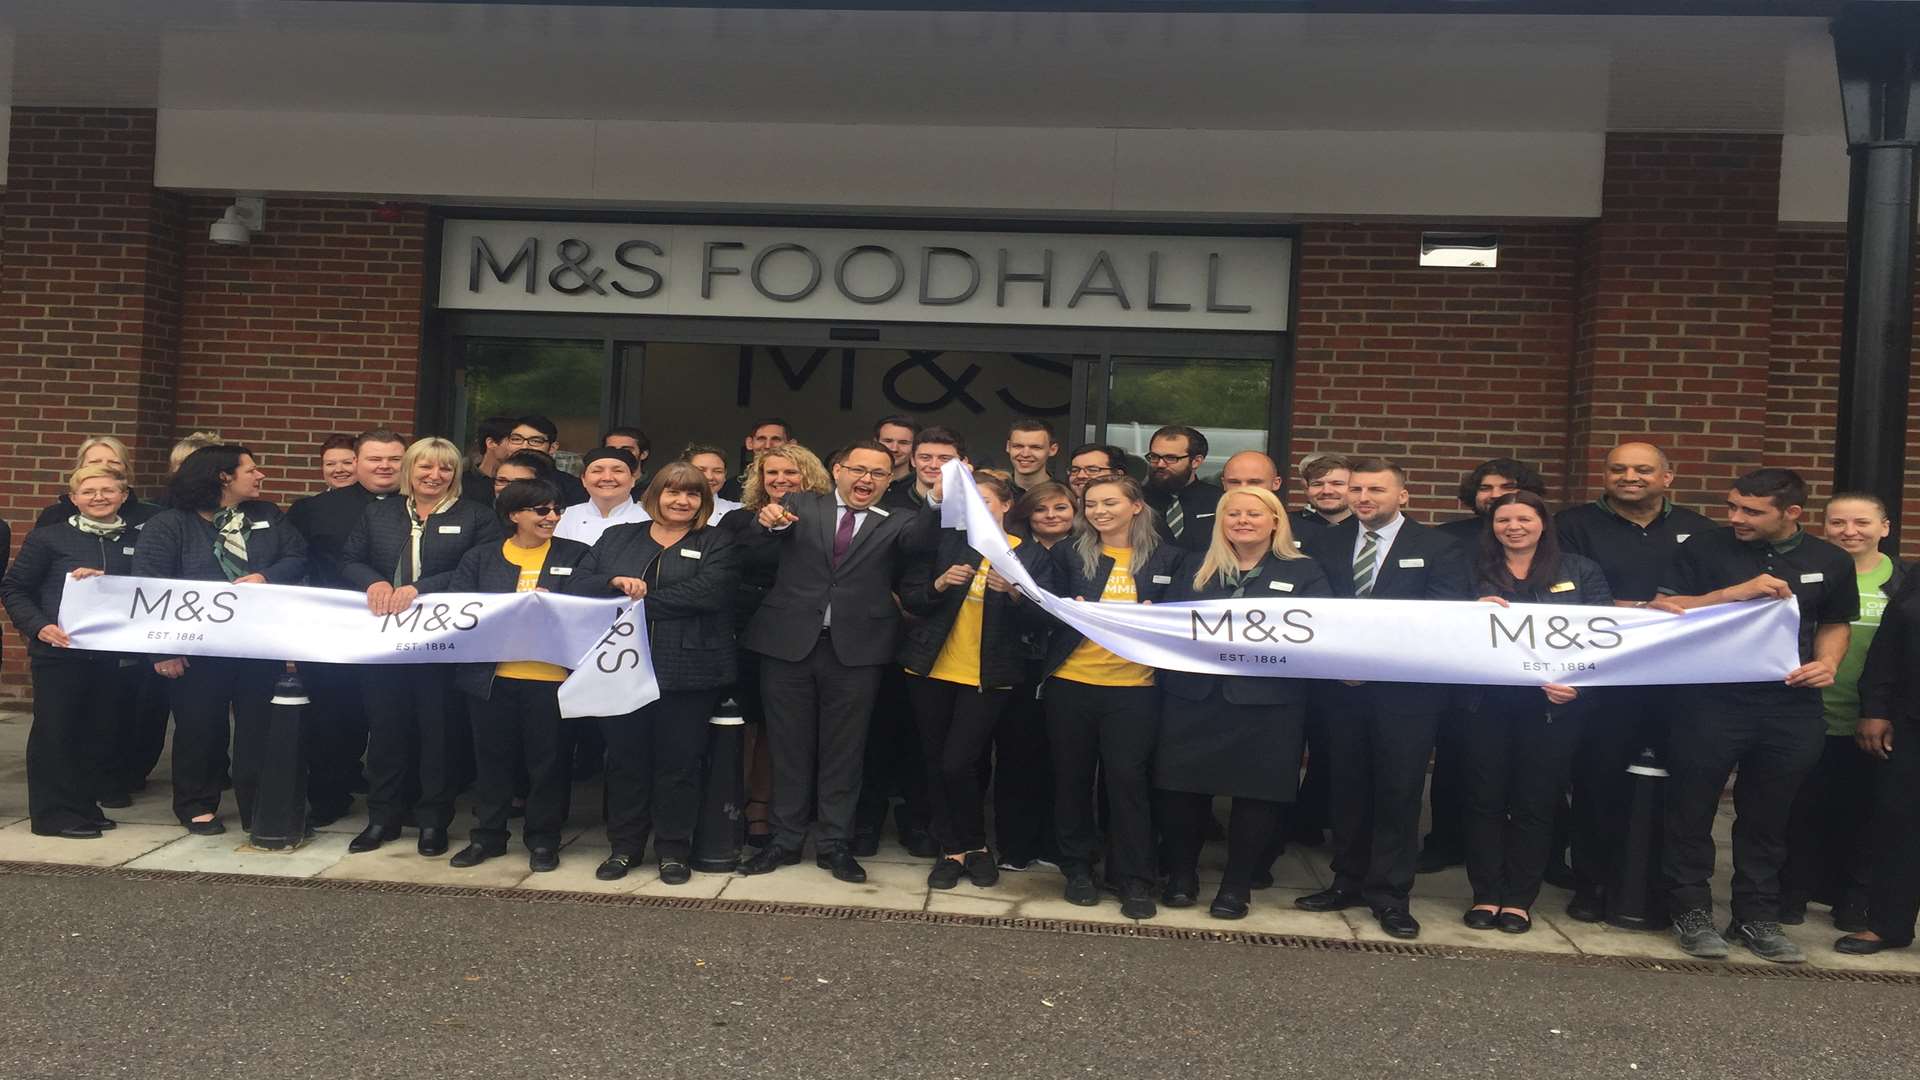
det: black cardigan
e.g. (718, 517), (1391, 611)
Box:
(131, 501), (308, 585)
(896, 528), (1057, 689)
(1, 520), (140, 663)
(1159, 550), (1332, 707)
(568, 522), (741, 693)
(1861, 564), (1920, 725)
(341, 496), (500, 593)
(1040, 539), (1189, 679)
(1470, 550), (1616, 718)
(437, 535), (594, 700)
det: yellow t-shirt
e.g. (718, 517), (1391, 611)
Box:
(495, 540), (568, 683)
(925, 535), (1022, 688)
(1052, 545), (1154, 688)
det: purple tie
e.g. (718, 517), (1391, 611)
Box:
(832, 507), (856, 568)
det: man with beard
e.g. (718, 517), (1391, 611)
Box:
(1142, 425), (1223, 553)
(1294, 452), (1353, 532)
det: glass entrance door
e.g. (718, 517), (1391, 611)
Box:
(1101, 357), (1275, 481)
(451, 337), (611, 472)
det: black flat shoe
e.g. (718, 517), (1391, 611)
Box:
(416, 827), (449, 857)
(184, 818), (226, 837)
(1161, 876), (1199, 909)
(1209, 887), (1251, 920)
(528, 847), (560, 873)
(97, 793), (133, 809)
(1835, 934), (1909, 956)
(1063, 866), (1100, 906)
(348, 823), (399, 853)
(1377, 909), (1421, 939)
(1497, 911), (1532, 935)
(738, 847), (802, 875)
(1295, 887), (1364, 912)
(962, 850), (999, 888)
(1463, 908), (1500, 930)
(32, 824), (103, 840)
(596, 853), (636, 881)
(1119, 881), (1157, 921)
(658, 858), (692, 885)
(90, 817), (117, 831)
(928, 858), (966, 890)
(449, 842), (503, 868)
(817, 849), (867, 884)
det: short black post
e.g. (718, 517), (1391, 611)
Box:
(1605, 747), (1670, 931)
(249, 667), (311, 851)
(690, 698), (746, 873)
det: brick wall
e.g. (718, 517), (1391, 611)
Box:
(1289, 223), (1580, 519)
(176, 197), (427, 501)
(1567, 134), (1781, 510)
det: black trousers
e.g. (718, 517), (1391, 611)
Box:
(465, 678), (568, 851)
(1866, 717), (1920, 945)
(361, 663), (459, 831)
(907, 677), (1011, 855)
(1423, 689), (1473, 857)
(856, 666), (930, 841)
(166, 655), (278, 827)
(1462, 689), (1584, 909)
(760, 633), (883, 851)
(301, 661), (368, 813)
(1663, 707), (1822, 923)
(1044, 678), (1158, 887)
(601, 688), (715, 860)
(27, 655), (131, 832)
(1161, 790), (1284, 891)
(1569, 686), (1668, 899)
(1323, 682), (1441, 913)
(103, 667), (170, 798)
(1782, 733), (1875, 913)
(992, 682), (1058, 865)
(1293, 700), (1332, 839)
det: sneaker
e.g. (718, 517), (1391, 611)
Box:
(1731, 920), (1805, 964)
(928, 858), (965, 890)
(1672, 908), (1730, 959)
(962, 850), (999, 888)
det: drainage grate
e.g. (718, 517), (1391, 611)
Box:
(4, 859), (1915, 986)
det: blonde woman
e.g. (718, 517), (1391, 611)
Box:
(719, 443), (831, 848)
(1156, 486), (1331, 919)
(340, 436), (501, 857)
(1041, 475), (1187, 920)
(34, 436), (160, 530)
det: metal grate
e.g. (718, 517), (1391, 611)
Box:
(4, 859), (1916, 986)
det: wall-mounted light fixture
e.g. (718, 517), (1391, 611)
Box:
(210, 196), (266, 247)
(1420, 231), (1499, 268)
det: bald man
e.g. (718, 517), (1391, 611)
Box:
(1554, 441), (1716, 923)
(1219, 450), (1284, 493)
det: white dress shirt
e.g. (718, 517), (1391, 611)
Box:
(1351, 511), (1408, 569)
(554, 496), (648, 547)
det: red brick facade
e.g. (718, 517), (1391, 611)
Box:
(1, 112), (1917, 702)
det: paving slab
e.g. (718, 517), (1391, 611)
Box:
(125, 830), (355, 878)
(316, 833), (535, 889)
(518, 843), (733, 899)
(1344, 895), (1582, 955)
(0, 820), (180, 867)
(717, 857), (930, 911)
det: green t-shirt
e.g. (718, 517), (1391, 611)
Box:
(1822, 554), (1894, 736)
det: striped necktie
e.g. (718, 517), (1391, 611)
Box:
(1164, 497), (1185, 539)
(1353, 530), (1381, 597)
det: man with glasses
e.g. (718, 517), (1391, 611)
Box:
(740, 440), (935, 884)
(1143, 424), (1223, 553)
(502, 415), (587, 508)
(1064, 442), (1127, 500)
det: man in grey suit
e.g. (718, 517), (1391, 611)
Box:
(738, 439), (931, 883)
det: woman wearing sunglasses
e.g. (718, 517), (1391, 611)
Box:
(433, 479), (593, 873)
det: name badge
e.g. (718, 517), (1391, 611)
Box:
(1151, 574), (1173, 585)
(1675, 533), (1691, 543)
(1193, 512), (1214, 519)
(1398, 557), (1425, 568)
(1550, 581), (1576, 593)
(548, 566), (572, 576)
(1268, 580), (1295, 593)
(250, 520), (270, 530)
(1292, 540), (1304, 548)
(123, 546), (137, 556)
(437, 525), (462, 534)
(1799, 572), (1824, 583)
(867, 505), (891, 518)
(133, 521), (145, 530)
(680, 548), (703, 559)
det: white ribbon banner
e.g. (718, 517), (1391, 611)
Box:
(936, 461), (1800, 687)
(56, 575), (660, 717)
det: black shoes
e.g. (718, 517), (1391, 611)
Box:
(928, 857), (966, 890)
(658, 858), (692, 885)
(1063, 865), (1100, 906)
(417, 828), (449, 857)
(1161, 875), (1200, 909)
(1209, 887), (1251, 920)
(596, 853), (636, 881)
(1119, 880), (1157, 921)
(1835, 934), (1908, 956)
(1565, 889), (1606, 924)
(97, 793), (133, 809)
(1464, 907), (1500, 931)
(817, 849), (867, 884)
(449, 842), (503, 868)
(1294, 887), (1364, 913)
(184, 818), (227, 837)
(348, 823), (399, 853)
(738, 847), (802, 875)
(90, 817), (117, 831)
(33, 824), (103, 840)
(962, 850), (998, 888)
(1376, 908), (1421, 939)
(528, 847), (560, 873)
(1496, 911), (1532, 935)
(848, 831), (881, 858)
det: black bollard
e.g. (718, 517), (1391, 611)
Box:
(249, 667), (312, 851)
(690, 698), (746, 873)
(1605, 746), (1670, 931)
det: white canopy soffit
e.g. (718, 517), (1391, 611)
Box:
(0, 3), (1858, 222)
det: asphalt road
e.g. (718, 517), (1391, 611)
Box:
(1, 871), (1914, 1080)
